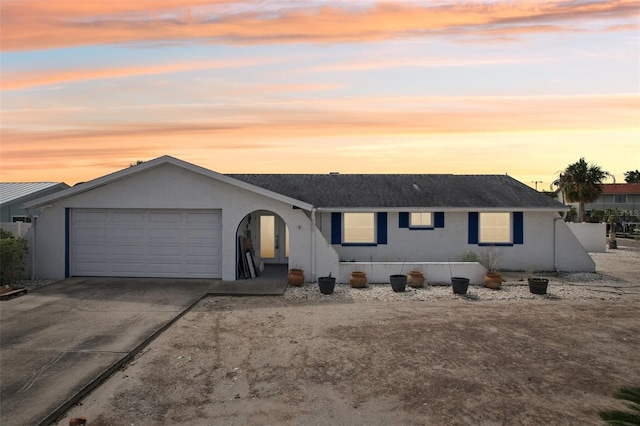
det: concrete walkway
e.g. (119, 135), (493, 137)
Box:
(0, 277), (215, 426)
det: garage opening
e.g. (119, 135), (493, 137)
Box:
(236, 210), (288, 280)
(69, 209), (222, 278)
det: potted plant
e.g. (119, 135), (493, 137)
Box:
(407, 267), (425, 288)
(451, 277), (469, 294)
(528, 277), (549, 295)
(287, 267), (305, 286)
(349, 270), (368, 288)
(318, 273), (336, 294)
(476, 247), (504, 290)
(389, 274), (407, 292)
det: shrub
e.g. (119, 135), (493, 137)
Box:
(0, 228), (29, 285)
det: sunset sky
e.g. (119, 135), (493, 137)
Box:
(1, 0), (638, 189)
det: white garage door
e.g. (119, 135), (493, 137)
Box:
(70, 209), (222, 278)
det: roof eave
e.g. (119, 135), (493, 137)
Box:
(315, 206), (568, 212)
(23, 156), (313, 210)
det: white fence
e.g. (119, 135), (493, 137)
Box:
(566, 222), (606, 253)
(0, 222), (32, 238)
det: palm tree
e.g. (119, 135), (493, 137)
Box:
(599, 386), (640, 425)
(553, 158), (612, 223)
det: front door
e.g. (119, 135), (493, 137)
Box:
(259, 214), (289, 264)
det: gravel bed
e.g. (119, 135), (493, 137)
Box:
(283, 280), (622, 303)
(10, 279), (55, 291)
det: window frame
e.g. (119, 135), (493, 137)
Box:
(11, 215), (32, 223)
(614, 194), (627, 203)
(479, 212), (512, 245)
(342, 212), (376, 245)
(409, 212), (433, 228)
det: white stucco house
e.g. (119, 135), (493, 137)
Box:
(23, 155), (595, 284)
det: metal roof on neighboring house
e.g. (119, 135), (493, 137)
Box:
(0, 182), (69, 206)
(600, 183), (640, 195)
(228, 174), (565, 210)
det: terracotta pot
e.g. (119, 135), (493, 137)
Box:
(287, 269), (305, 286)
(483, 272), (503, 289)
(407, 270), (425, 288)
(349, 271), (368, 288)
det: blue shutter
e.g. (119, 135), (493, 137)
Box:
(399, 212), (409, 228)
(331, 212), (341, 244)
(434, 212), (445, 228)
(377, 212), (388, 244)
(468, 212), (479, 244)
(513, 212), (524, 244)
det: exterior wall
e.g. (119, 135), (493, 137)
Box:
(555, 220), (596, 272)
(566, 223), (606, 252)
(339, 261), (486, 285)
(319, 210), (567, 272)
(584, 193), (640, 218)
(31, 164), (315, 281)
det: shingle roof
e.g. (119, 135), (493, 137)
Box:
(0, 182), (68, 206)
(227, 174), (564, 209)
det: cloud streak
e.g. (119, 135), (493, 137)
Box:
(1, 57), (288, 90)
(2, 1), (638, 52)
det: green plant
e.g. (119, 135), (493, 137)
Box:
(553, 157), (612, 223)
(458, 251), (479, 262)
(0, 228), (29, 285)
(599, 386), (640, 425)
(476, 247), (502, 273)
(624, 170), (640, 183)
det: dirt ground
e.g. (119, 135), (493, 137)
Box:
(60, 242), (640, 426)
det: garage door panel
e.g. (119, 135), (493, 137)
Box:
(74, 226), (108, 239)
(110, 228), (145, 240)
(111, 211), (145, 223)
(187, 212), (221, 223)
(70, 209), (222, 278)
(149, 212), (182, 223)
(109, 244), (146, 256)
(74, 211), (109, 223)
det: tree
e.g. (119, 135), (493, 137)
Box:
(624, 169), (640, 183)
(553, 158), (612, 223)
(599, 386), (640, 425)
(603, 208), (623, 249)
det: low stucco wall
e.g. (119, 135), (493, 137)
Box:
(566, 222), (606, 253)
(555, 220), (596, 272)
(339, 261), (486, 285)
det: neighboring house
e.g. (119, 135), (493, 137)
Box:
(23, 156), (594, 282)
(558, 183), (640, 235)
(1, 182), (70, 236)
(583, 183), (640, 219)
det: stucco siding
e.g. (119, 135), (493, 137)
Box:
(319, 210), (559, 271)
(31, 164), (314, 280)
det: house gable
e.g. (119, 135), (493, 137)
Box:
(23, 156), (312, 211)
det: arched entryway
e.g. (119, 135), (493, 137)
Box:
(236, 210), (289, 280)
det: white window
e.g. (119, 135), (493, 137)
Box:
(479, 212), (511, 243)
(410, 212), (433, 227)
(344, 213), (375, 243)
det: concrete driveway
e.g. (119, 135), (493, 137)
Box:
(0, 277), (216, 426)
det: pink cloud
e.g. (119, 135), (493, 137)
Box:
(2, 1), (638, 52)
